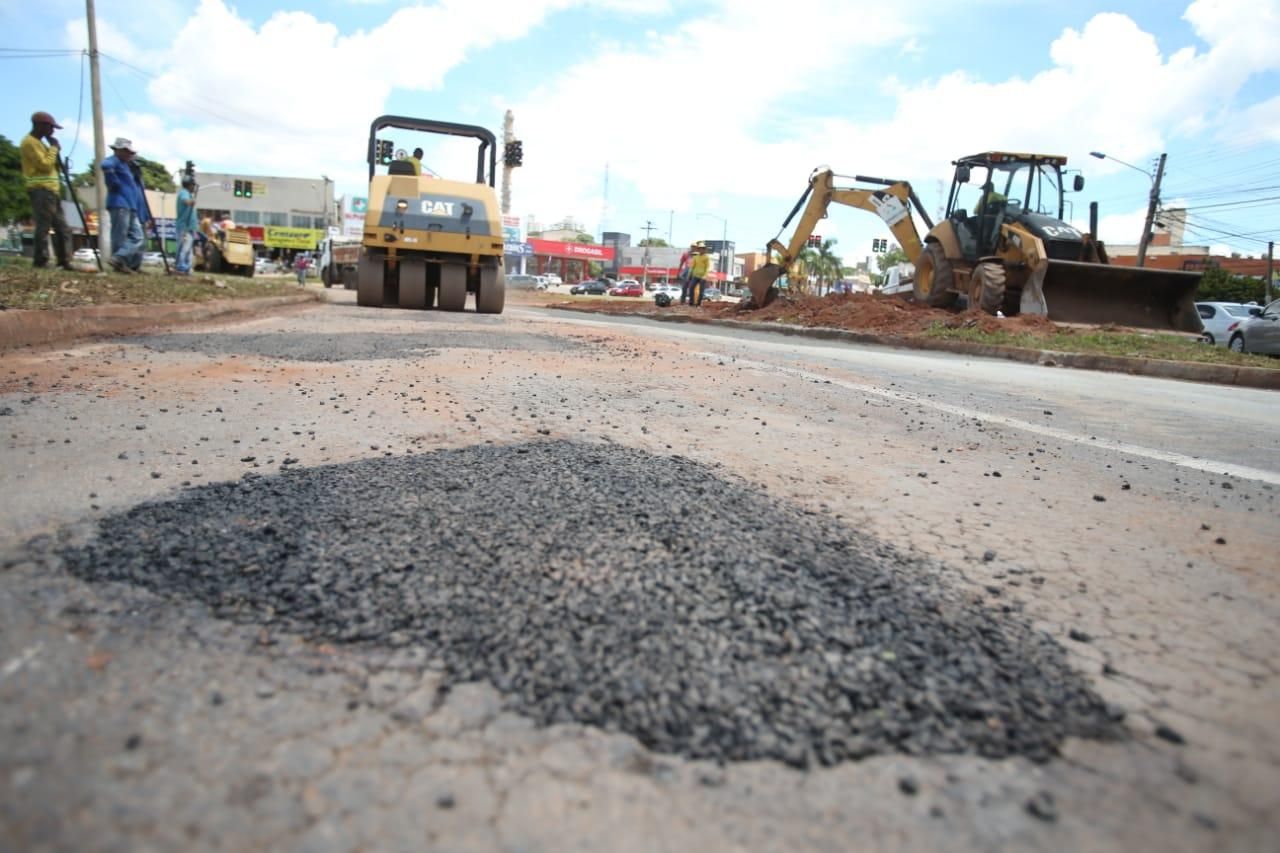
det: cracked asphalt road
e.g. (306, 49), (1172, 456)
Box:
(2, 290), (1277, 851)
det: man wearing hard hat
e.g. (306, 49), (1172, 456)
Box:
(19, 111), (72, 271)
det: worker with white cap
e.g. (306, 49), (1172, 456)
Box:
(100, 136), (145, 274)
(19, 110), (72, 270)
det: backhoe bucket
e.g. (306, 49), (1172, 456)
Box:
(1029, 260), (1203, 333)
(746, 263), (784, 308)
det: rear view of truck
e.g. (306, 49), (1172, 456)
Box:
(319, 237), (360, 289)
(356, 115), (506, 313)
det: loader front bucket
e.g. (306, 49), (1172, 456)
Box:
(746, 263), (784, 308)
(1030, 260), (1204, 333)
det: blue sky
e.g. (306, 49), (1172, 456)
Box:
(3, 0), (1278, 264)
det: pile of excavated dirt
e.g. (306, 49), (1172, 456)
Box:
(553, 292), (1067, 339)
(56, 440), (1121, 768)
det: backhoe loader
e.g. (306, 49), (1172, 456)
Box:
(746, 153), (1203, 333)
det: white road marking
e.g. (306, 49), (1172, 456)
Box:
(0, 642), (43, 683)
(708, 354), (1280, 487)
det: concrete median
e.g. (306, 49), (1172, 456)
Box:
(0, 293), (318, 352)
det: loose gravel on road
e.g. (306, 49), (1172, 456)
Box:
(127, 328), (582, 361)
(54, 440), (1121, 768)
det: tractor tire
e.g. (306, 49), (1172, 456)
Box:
(476, 266), (505, 314)
(439, 264), (467, 311)
(356, 252), (385, 307)
(322, 265), (333, 288)
(399, 259), (430, 309)
(972, 262), (1006, 315)
(246, 260), (256, 279)
(207, 244), (224, 274)
(342, 267), (358, 290)
(912, 241), (958, 308)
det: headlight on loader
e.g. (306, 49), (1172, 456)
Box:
(396, 199), (408, 213)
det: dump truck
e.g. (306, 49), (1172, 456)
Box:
(197, 219), (255, 277)
(356, 115), (506, 313)
(747, 153), (1203, 333)
(319, 236), (360, 289)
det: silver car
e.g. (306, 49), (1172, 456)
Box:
(1227, 298), (1280, 355)
(1196, 302), (1259, 347)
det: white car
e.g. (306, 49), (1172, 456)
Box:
(542, 273), (563, 286)
(141, 251), (166, 268)
(1196, 302), (1260, 347)
(507, 274), (542, 290)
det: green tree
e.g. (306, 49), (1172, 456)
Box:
(0, 135), (33, 223)
(638, 237), (668, 247)
(72, 155), (176, 192)
(877, 244), (909, 272)
(572, 232), (594, 244)
(1196, 266), (1266, 304)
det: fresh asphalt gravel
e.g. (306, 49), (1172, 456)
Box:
(53, 439), (1122, 768)
(126, 328), (583, 362)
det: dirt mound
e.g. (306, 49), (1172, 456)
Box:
(555, 292), (1065, 340)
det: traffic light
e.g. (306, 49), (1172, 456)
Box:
(872, 238), (888, 252)
(503, 139), (523, 167)
(233, 179), (243, 198)
(806, 234), (822, 247)
(243, 179), (253, 199)
(376, 139), (393, 165)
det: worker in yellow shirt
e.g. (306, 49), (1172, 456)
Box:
(19, 111), (72, 270)
(689, 242), (712, 307)
(408, 148), (424, 177)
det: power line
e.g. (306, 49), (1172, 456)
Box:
(65, 50), (87, 163)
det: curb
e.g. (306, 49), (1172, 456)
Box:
(547, 305), (1280, 391)
(0, 293), (319, 353)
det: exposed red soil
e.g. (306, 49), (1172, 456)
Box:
(551, 292), (1067, 339)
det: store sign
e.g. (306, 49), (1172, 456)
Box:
(504, 242), (533, 257)
(527, 237), (615, 261)
(343, 213), (364, 238)
(153, 218), (176, 240)
(501, 215), (522, 244)
(351, 196), (368, 215)
(264, 226), (322, 249)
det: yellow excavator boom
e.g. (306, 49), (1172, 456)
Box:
(747, 169), (929, 307)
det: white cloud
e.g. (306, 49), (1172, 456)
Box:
(53, 0), (1280, 258)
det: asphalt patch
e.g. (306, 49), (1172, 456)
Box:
(126, 329), (581, 362)
(56, 440), (1121, 766)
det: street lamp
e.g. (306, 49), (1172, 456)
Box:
(321, 175), (333, 229)
(1090, 150), (1167, 267)
(697, 212), (728, 282)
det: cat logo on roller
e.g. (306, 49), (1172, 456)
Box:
(420, 200), (455, 216)
(357, 114), (511, 314)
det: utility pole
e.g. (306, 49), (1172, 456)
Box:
(1136, 152), (1166, 268)
(1268, 240), (1274, 303)
(640, 220), (658, 286)
(86, 0), (108, 265)
(500, 110), (514, 215)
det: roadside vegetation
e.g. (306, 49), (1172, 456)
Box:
(924, 324), (1277, 369)
(0, 256), (302, 311)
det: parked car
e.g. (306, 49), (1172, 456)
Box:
(542, 273), (563, 286)
(507, 274), (543, 290)
(533, 275), (550, 290)
(570, 279), (610, 295)
(609, 280), (644, 297)
(254, 257), (281, 274)
(702, 287), (723, 302)
(652, 284), (683, 306)
(1226, 299), (1280, 355)
(1196, 302), (1260, 346)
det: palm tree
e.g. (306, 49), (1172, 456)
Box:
(815, 238), (842, 294)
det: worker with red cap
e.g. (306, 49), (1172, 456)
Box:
(19, 111), (72, 271)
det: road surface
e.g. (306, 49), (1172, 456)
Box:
(1, 291), (1276, 851)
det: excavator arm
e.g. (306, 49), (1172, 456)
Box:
(747, 169), (931, 307)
